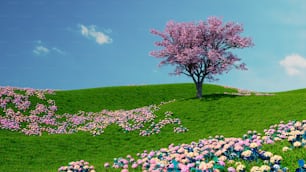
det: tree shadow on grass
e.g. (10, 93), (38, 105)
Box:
(186, 93), (239, 101)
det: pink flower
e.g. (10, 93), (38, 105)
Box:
(178, 163), (187, 170)
(228, 167), (236, 172)
(104, 162), (110, 168)
(149, 159), (156, 164)
(265, 139), (274, 144)
(218, 161), (225, 166)
(131, 163), (138, 168)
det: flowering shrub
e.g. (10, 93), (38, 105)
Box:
(0, 86), (187, 136)
(104, 120), (306, 171)
(58, 160), (95, 172)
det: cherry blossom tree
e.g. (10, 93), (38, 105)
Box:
(150, 17), (254, 98)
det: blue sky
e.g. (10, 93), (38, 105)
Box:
(1, 0), (306, 92)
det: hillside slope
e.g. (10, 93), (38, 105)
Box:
(0, 83), (305, 171)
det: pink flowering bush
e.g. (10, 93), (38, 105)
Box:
(0, 86), (188, 136)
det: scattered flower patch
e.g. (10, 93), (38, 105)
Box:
(223, 86), (274, 96)
(104, 120), (306, 171)
(58, 160), (95, 172)
(0, 86), (187, 136)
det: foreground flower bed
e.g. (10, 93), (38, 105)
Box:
(0, 86), (187, 136)
(99, 120), (306, 171)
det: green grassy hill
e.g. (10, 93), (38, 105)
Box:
(0, 83), (306, 171)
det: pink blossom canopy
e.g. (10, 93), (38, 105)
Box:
(150, 17), (253, 81)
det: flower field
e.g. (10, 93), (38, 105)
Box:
(102, 120), (306, 171)
(0, 83), (306, 171)
(0, 86), (186, 136)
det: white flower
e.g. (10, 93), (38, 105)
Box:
(73, 165), (80, 170)
(288, 136), (295, 141)
(293, 141), (302, 147)
(273, 164), (280, 169)
(295, 121), (302, 127)
(270, 155), (282, 163)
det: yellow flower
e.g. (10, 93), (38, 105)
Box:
(275, 137), (282, 141)
(199, 162), (207, 170)
(260, 165), (271, 171)
(187, 152), (195, 158)
(207, 162), (213, 168)
(262, 136), (268, 140)
(250, 166), (260, 172)
(219, 155), (227, 161)
(208, 160), (215, 164)
(241, 150), (252, 157)
(236, 164), (245, 171)
(282, 146), (290, 152)
(235, 161), (242, 166)
(227, 160), (235, 164)
(250, 142), (258, 149)
(181, 159), (188, 164)
(264, 151), (273, 158)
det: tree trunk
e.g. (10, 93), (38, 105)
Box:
(196, 82), (203, 98)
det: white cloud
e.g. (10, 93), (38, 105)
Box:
(280, 54), (306, 76)
(33, 41), (66, 56)
(79, 24), (112, 45)
(52, 47), (66, 55)
(33, 45), (50, 55)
